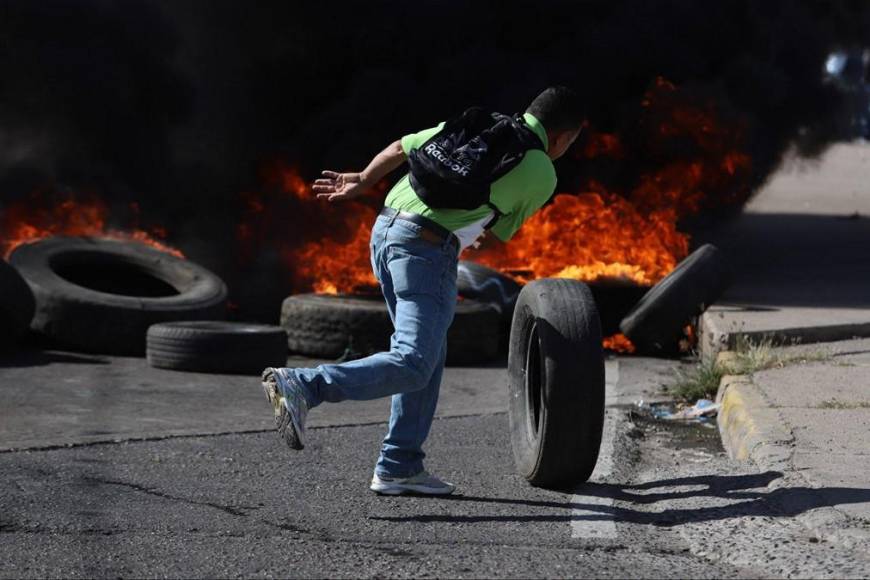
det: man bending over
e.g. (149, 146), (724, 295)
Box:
(262, 86), (584, 496)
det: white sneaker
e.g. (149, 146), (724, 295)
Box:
(261, 367), (308, 450)
(370, 470), (456, 496)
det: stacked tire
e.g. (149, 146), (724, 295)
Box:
(0, 259), (36, 349)
(10, 237), (228, 355)
(147, 321), (287, 374)
(280, 293), (501, 366)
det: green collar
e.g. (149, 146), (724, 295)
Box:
(523, 112), (548, 152)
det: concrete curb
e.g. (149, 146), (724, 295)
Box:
(699, 308), (870, 359)
(714, 353), (870, 549)
(714, 365), (793, 470)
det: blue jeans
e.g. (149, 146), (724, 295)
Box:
(282, 213), (459, 478)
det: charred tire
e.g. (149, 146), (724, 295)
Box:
(10, 237), (228, 355)
(457, 261), (522, 312)
(619, 244), (731, 353)
(457, 260), (523, 352)
(280, 293), (500, 365)
(0, 259), (36, 347)
(587, 282), (650, 337)
(508, 279), (605, 489)
(147, 321), (287, 374)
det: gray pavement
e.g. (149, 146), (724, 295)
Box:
(3, 347), (870, 577)
(0, 353), (506, 451)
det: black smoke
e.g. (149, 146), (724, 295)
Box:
(1, 0), (868, 319)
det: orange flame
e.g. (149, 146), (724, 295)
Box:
(469, 77), (750, 287)
(0, 192), (184, 259)
(473, 192), (688, 286)
(237, 77), (751, 302)
(603, 333), (636, 353)
(237, 164), (379, 294)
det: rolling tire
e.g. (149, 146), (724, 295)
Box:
(0, 259), (36, 348)
(280, 293), (500, 365)
(619, 244), (731, 353)
(147, 321), (287, 374)
(508, 279), (605, 489)
(10, 237), (228, 355)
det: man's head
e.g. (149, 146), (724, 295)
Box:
(526, 86), (585, 160)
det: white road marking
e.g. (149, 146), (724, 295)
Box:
(570, 359), (619, 539)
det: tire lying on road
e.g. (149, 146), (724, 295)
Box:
(0, 259), (36, 348)
(457, 261), (522, 313)
(587, 280), (649, 337)
(508, 279), (605, 489)
(10, 237), (228, 355)
(619, 244), (731, 353)
(280, 293), (501, 365)
(147, 321), (287, 374)
(457, 260), (523, 352)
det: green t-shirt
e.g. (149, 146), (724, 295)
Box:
(384, 113), (557, 242)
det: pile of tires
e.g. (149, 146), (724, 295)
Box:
(10, 237), (228, 355)
(456, 260), (649, 338)
(280, 293), (501, 365)
(508, 279), (605, 489)
(620, 244), (731, 354)
(0, 259), (36, 350)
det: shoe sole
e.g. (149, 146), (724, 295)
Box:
(261, 368), (304, 450)
(370, 483), (456, 496)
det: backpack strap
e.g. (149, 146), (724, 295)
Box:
(484, 201), (502, 230)
(481, 113), (543, 230)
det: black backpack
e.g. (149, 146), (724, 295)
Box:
(407, 107), (545, 218)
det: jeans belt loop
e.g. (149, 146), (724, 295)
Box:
(386, 207), (399, 228)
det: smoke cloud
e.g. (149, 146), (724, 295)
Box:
(1, 0), (868, 319)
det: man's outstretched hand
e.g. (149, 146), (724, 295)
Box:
(312, 170), (368, 202)
(311, 139), (406, 202)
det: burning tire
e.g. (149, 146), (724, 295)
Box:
(508, 279), (605, 489)
(457, 260), (523, 351)
(587, 281), (650, 336)
(147, 321), (287, 374)
(280, 293), (500, 365)
(0, 259), (36, 348)
(10, 237), (228, 355)
(619, 244), (731, 353)
(457, 261), (522, 312)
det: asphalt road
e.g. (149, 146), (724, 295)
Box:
(1, 353), (867, 578)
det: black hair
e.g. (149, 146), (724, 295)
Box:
(526, 86), (585, 133)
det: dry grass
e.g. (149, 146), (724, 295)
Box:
(665, 337), (831, 403)
(818, 399), (870, 410)
(668, 357), (725, 402)
(723, 336), (831, 374)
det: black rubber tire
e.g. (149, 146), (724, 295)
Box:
(619, 244), (731, 353)
(587, 281), (650, 337)
(457, 260), (523, 353)
(280, 293), (501, 365)
(147, 321), (288, 374)
(10, 237), (228, 355)
(457, 261), (522, 312)
(0, 259), (36, 348)
(508, 279), (605, 489)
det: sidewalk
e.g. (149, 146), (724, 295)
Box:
(699, 142), (870, 356)
(717, 340), (870, 548)
(698, 142), (870, 547)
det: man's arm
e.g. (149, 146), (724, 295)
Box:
(312, 140), (405, 202)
